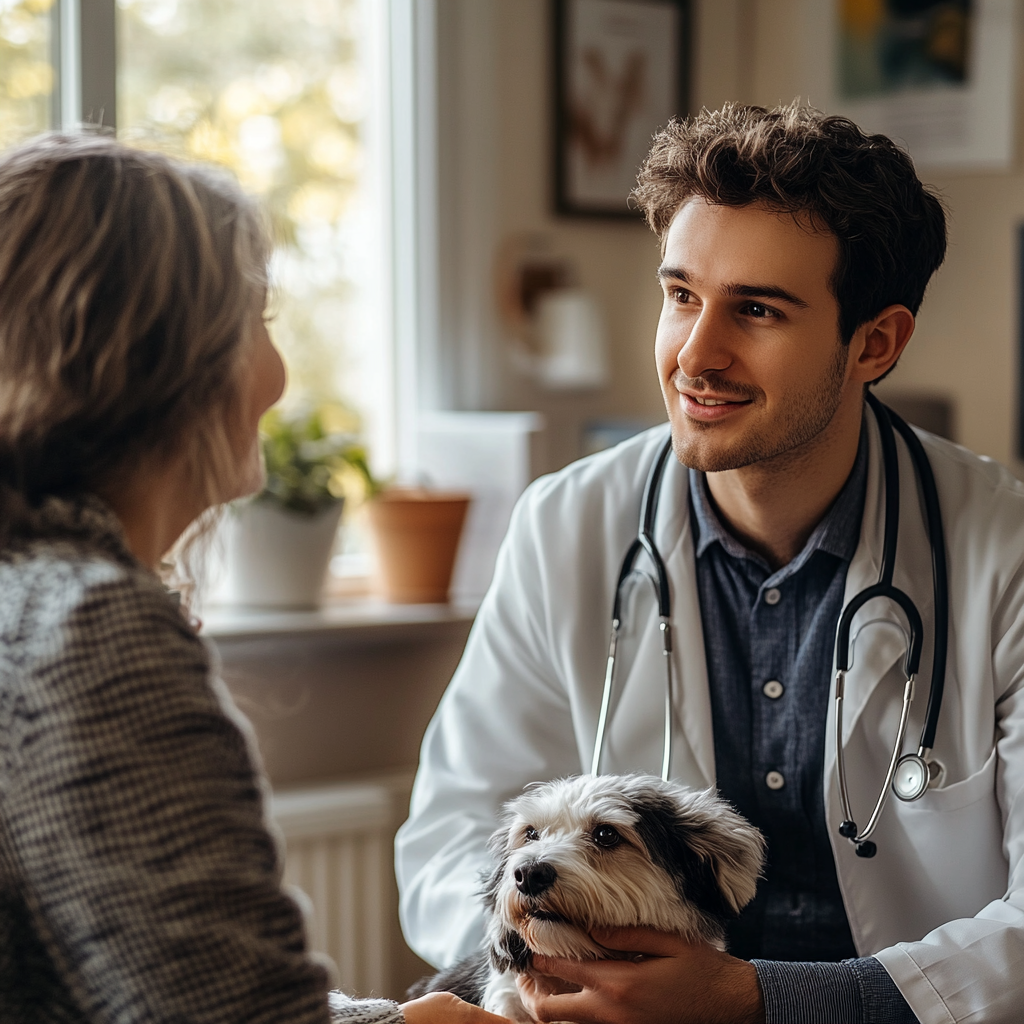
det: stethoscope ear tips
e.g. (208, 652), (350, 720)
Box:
(839, 821), (876, 856)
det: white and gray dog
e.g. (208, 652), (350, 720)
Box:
(411, 774), (766, 1020)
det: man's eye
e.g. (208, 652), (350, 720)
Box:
(671, 287), (691, 303)
(524, 826), (539, 842)
(593, 824), (621, 848)
(745, 302), (776, 319)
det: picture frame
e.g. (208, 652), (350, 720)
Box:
(553, 0), (691, 219)
(801, 0), (1015, 172)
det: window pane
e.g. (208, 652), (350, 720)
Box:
(0, 0), (55, 148)
(117, 0), (389, 460)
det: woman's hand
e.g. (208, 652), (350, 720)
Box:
(516, 926), (765, 1024)
(400, 991), (515, 1023)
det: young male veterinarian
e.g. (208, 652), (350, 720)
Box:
(396, 104), (1024, 1024)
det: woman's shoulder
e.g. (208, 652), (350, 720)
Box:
(5, 534), (167, 620)
(0, 504), (200, 686)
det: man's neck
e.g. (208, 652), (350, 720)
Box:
(704, 396), (864, 571)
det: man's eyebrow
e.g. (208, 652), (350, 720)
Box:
(657, 265), (690, 282)
(725, 282), (810, 309)
(657, 265), (811, 310)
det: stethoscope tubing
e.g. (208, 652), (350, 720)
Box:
(887, 409), (948, 753)
(593, 435), (675, 780)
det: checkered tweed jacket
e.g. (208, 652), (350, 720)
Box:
(0, 495), (403, 1024)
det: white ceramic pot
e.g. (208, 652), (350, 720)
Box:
(222, 499), (344, 609)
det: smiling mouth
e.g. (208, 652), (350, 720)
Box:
(689, 394), (749, 406)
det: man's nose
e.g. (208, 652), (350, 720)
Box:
(677, 306), (732, 379)
(514, 861), (557, 896)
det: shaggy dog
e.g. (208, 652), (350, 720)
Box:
(410, 774), (765, 1021)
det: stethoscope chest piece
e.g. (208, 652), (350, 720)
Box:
(892, 749), (937, 802)
(892, 753), (935, 801)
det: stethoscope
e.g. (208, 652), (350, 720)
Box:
(591, 393), (949, 860)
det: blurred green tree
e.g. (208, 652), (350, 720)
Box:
(118, 0), (375, 422)
(0, 0), (54, 149)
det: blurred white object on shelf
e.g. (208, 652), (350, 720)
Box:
(417, 411), (544, 602)
(213, 500), (344, 609)
(534, 287), (609, 390)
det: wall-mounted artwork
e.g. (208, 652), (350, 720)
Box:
(553, 0), (690, 218)
(803, 0), (1016, 170)
(838, 0), (971, 100)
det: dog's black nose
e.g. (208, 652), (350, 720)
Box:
(514, 861), (557, 896)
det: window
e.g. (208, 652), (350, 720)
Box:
(0, 0), (55, 148)
(117, 0), (395, 472)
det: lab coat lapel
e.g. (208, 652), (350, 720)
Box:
(657, 456), (716, 788)
(601, 447), (716, 788)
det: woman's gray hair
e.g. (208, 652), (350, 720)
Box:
(0, 133), (270, 540)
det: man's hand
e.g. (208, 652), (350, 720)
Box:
(516, 926), (765, 1024)
(401, 991), (515, 1023)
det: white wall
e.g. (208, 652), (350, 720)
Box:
(436, 0), (669, 472)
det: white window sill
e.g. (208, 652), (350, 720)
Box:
(200, 595), (478, 644)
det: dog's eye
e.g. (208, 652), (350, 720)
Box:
(523, 826), (540, 842)
(593, 824), (621, 848)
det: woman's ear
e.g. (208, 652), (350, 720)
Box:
(849, 304), (916, 384)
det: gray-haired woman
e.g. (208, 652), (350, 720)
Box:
(0, 135), (507, 1024)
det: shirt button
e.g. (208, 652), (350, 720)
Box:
(764, 587), (782, 605)
(765, 771), (785, 790)
(763, 680), (785, 699)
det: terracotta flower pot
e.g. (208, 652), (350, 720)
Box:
(367, 489), (471, 603)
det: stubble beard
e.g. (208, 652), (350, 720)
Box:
(669, 340), (850, 474)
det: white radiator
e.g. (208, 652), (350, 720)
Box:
(271, 781), (398, 998)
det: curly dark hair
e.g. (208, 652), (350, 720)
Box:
(633, 103), (948, 345)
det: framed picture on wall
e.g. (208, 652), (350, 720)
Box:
(553, 0), (691, 218)
(801, 0), (1015, 171)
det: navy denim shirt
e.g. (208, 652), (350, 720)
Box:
(689, 426), (918, 1023)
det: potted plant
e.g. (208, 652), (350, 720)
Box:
(221, 405), (374, 608)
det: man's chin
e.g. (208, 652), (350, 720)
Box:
(670, 428), (763, 474)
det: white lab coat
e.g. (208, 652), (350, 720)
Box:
(396, 407), (1024, 1024)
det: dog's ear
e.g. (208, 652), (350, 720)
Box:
(682, 800), (765, 915)
(631, 786), (765, 920)
(480, 826), (512, 913)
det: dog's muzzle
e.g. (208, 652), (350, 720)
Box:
(514, 861), (557, 897)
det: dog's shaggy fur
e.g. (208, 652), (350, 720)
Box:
(410, 774), (765, 1020)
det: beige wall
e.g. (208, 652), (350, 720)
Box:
(486, 0), (667, 471)
(481, 0), (1024, 472)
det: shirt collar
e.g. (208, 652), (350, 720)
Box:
(690, 417), (869, 572)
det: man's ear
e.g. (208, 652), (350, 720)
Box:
(848, 304), (916, 384)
